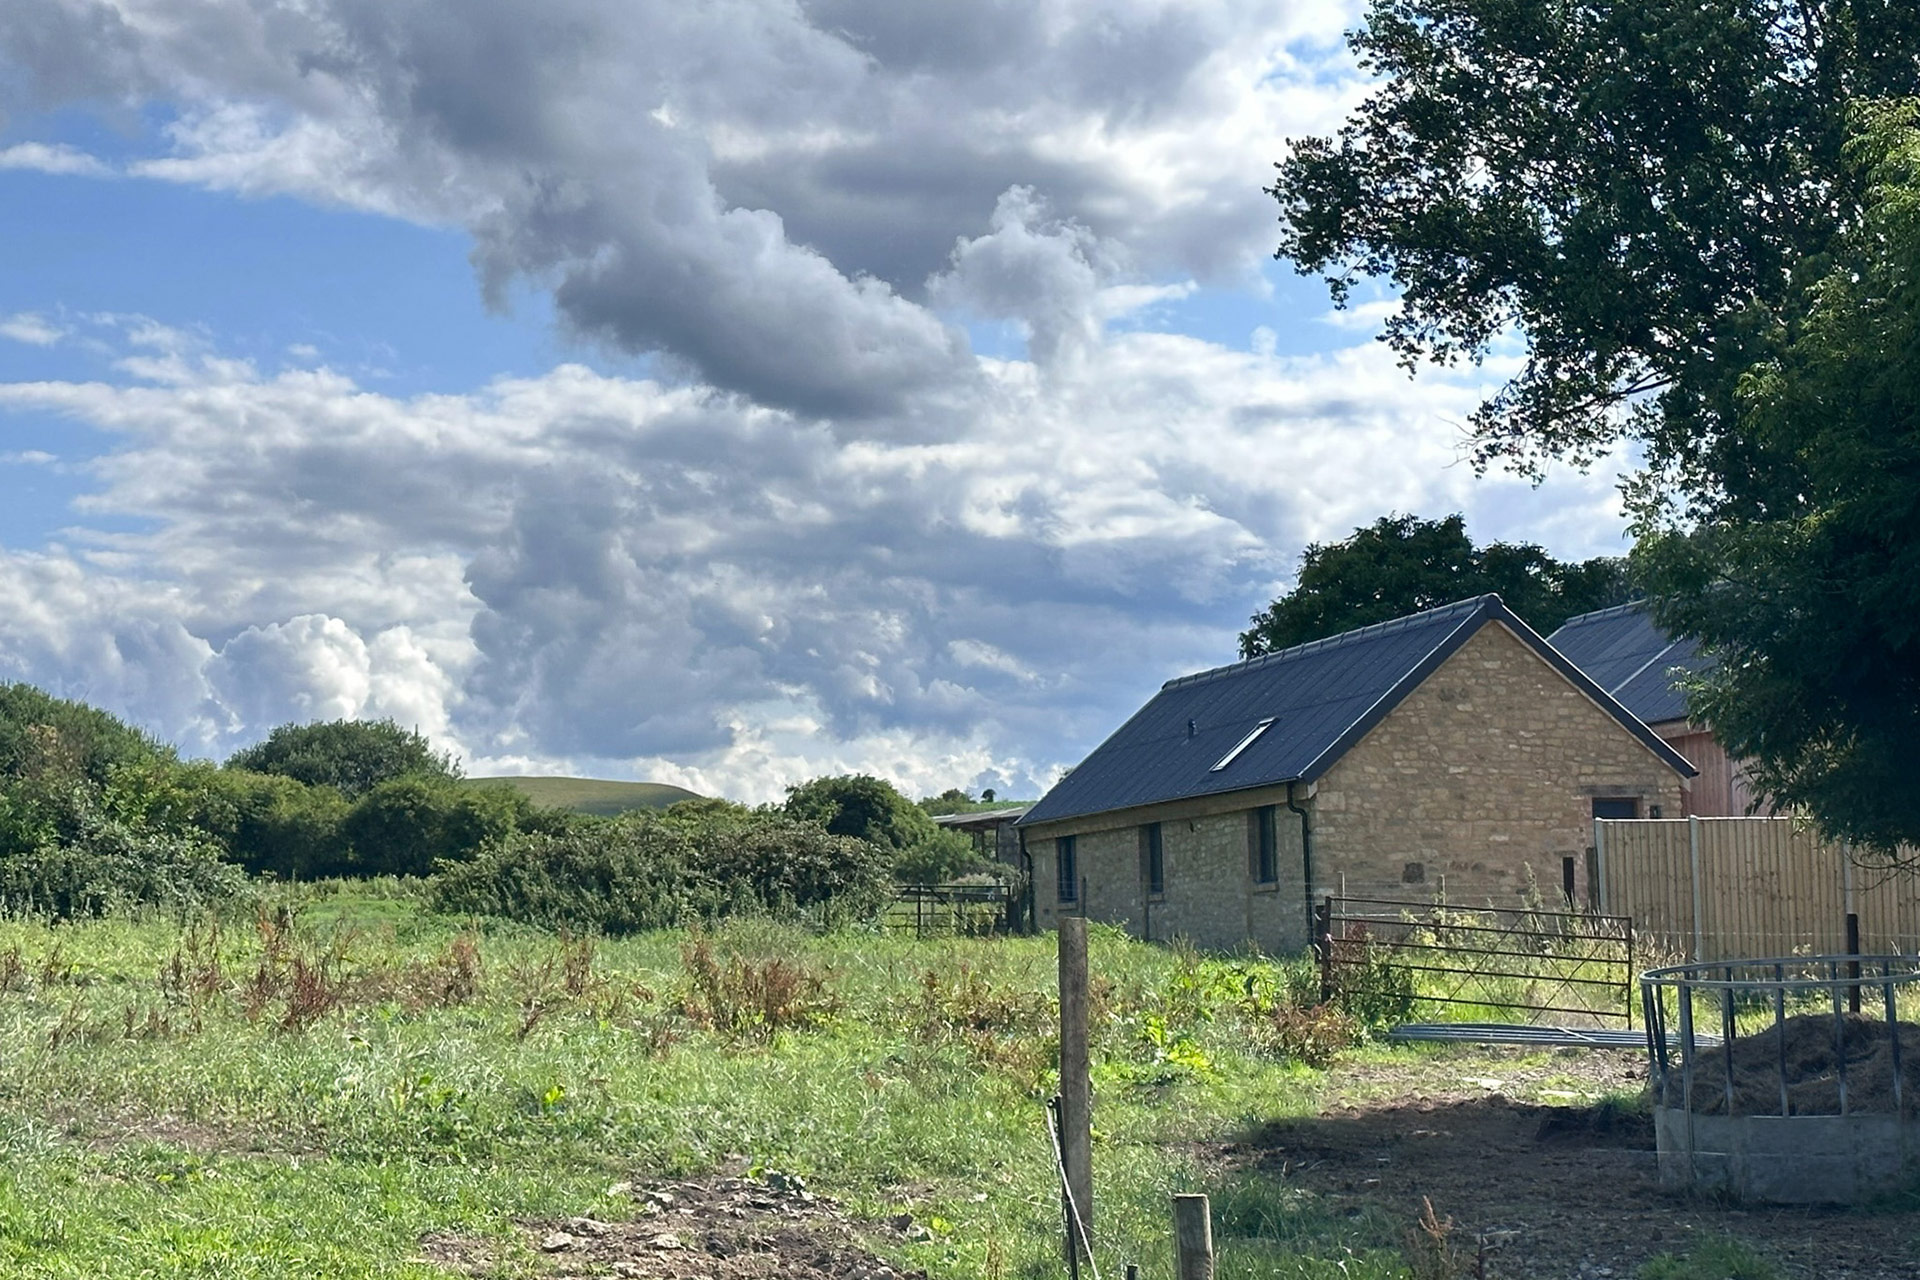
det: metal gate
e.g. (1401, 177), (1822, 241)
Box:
(885, 882), (1015, 938)
(1315, 895), (1637, 1029)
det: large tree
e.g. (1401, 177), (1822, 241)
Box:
(227, 718), (459, 797)
(1633, 103), (1920, 852)
(1274, 3), (1920, 846)
(1272, 0), (1920, 482)
(1240, 514), (1630, 656)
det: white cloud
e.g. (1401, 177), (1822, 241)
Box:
(0, 313), (68, 346)
(0, 1), (1637, 798)
(0, 142), (111, 177)
(0, 312), (1627, 796)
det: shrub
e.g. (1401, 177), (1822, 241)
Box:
(893, 827), (994, 883)
(190, 769), (352, 879)
(0, 786), (247, 919)
(425, 809), (891, 934)
(783, 773), (934, 851)
(426, 813), (711, 934)
(226, 718), (459, 797)
(0, 684), (174, 788)
(692, 817), (892, 925)
(340, 777), (532, 877)
(1256, 1003), (1361, 1067)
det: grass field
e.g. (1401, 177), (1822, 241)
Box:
(0, 885), (1425, 1279)
(465, 776), (703, 815)
(0, 886), (1815, 1280)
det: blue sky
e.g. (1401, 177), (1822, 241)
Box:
(0, 0), (1632, 802)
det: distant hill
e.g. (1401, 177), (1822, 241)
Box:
(467, 776), (703, 816)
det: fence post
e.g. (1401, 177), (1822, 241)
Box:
(1173, 1193), (1214, 1280)
(1687, 815), (1704, 962)
(1847, 911), (1863, 1015)
(1057, 916), (1092, 1263)
(1315, 894), (1334, 1004)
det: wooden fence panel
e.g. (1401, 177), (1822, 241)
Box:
(1597, 817), (1920, 961)
(1597, 818), (1693, 958)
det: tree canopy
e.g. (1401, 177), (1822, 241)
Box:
(782, 774), (937, 850)
(227, 718), (460, 797)
(1240, 514), (1631, 656)
(1634, 103), (1920, 852)
(1272, 0), (1920, 481)
(1274, 3), (1920, 846)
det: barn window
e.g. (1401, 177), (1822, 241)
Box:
(1057, 835), (1078, 904)
(1142, 822), (1165, 897)
(1251, 806), (1278, 884)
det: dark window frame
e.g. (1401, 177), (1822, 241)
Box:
(1591, 797), (1640, 821)
(1251, 805), (1278, 885)
(1057, 834), (1079, 904)
(1142, 822), (1165, 898)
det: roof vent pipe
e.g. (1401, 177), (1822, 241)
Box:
(1187, 719), (1196, 739)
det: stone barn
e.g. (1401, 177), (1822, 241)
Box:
(1017, 595), (1696, 953)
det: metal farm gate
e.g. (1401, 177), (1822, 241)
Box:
(884, 882), (1017, 938)
(1315, 894), (1638, 1033)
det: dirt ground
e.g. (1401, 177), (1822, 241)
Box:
(420, 1173), (927, 1280)
(1227, 1044), (1920, 1279)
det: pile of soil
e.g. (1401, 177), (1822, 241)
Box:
(1677, 1012), (1920, 1115)
(421, 1173), (928, 1280)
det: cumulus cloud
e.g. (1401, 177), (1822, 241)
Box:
(0, 1), (1636, 799)
(0, 0), (1369, 419)
(0, 310), (1628, 798)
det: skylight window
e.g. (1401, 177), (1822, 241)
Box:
(1210, 718), (1274, 772)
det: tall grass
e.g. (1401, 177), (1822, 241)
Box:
(0, 893), (1420, 1279)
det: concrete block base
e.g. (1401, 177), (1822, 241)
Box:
(1655, 1106), (1920, 1203)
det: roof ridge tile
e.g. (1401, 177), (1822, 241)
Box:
(1163, 593), (1500, 690)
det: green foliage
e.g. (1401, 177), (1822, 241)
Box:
(0, 785), (246, 919)
(425, 810), (891, 934)
(783, 773), (935, 849)
(784, 773), (989, 883)
(183, 768), (352, 880)
(1240, 513), (1631, 655)
(1633, 102), (1920, 849)
(892, 828), (992, 884)
(694, 815), (893, 925)
(339, 777), (533, 878)
(1323, 939), (1418, 1027)
(1271, 0), (1920, 479)
(0, 692), (246, 917)
(227, 718), (459, 797)
(0, 683), (174, 787)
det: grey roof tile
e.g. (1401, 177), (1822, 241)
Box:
(1547, 602), (1710, 725)
(1022, 594), (1694, 828)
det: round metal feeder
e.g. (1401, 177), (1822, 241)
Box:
(1641, 955), (1920, 1204)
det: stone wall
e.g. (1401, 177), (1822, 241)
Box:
(1026, 784), (1309, 952)
(1312, 621), (1686, 908)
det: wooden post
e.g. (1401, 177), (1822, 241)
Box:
(1687, 814), (1705, 961)
(1058, 916), (1092, 1261)
(1172, 1193), (1214, 1280)
(1847, 911), (1863, 1015)
(1314, 894), (1334, 1004)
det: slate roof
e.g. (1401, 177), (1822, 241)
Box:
(1547, 602), (1712, 726)
(1020, 594), (1695, 829)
